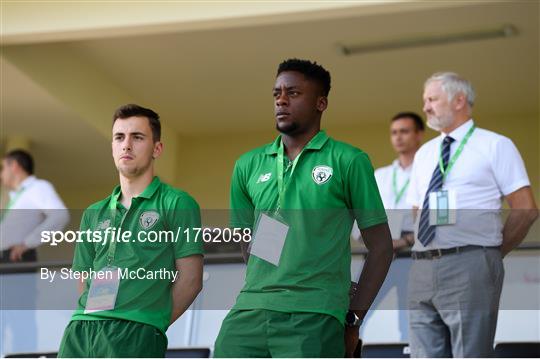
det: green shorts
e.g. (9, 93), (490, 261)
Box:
(214, 309), (345, 358)
(58, 319), (167, 358)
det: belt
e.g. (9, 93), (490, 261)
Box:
(411, 245), (500, 260)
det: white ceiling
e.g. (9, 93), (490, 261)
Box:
(1, 1), (538, 192)
(69, 0), (539, 134)
(1, 57), (117, 190)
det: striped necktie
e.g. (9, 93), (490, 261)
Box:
(417, 136), (455, 246)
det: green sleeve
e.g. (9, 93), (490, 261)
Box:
(171, 194), (204, 259)
(230, 160), (255, 229)
(346, 152), (387, 229)
(72, 210), (95, 272)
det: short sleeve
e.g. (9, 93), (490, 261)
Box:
(230, 160), (255, 229)
(346, 153), (387, 229)
(491, 136), (530, 196)
(171, 194), (204, 259)
(72, 210), (95, 272)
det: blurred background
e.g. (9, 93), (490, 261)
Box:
(1, 0), (538, 357)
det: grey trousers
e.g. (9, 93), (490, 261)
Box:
(407, 247), (504, 358)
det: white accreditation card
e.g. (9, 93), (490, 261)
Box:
(428, 189), (457, 226)
(250, 213), (289, 266)
(387, 211), (405, 240)
(84, 266), (120, 314)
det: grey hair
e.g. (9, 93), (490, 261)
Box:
(424, 72), (475, 108)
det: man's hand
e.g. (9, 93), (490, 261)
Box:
(344, 326), (361, 358)
(9, 244), (29, 262)
(403, 232), (415, 246)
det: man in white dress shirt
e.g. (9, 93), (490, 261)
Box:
(360, 112), (425, 341)
(0, 149), (69, 262)
(407, 72), (538, 357)
(375, 112), (424, 250)
(1, 149), (70, 354)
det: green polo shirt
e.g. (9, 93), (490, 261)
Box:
(70, 176), (203, 335)
(230, 130), (387, 324)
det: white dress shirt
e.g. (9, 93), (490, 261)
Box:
(374, 160), (415, 233)
(407, 119), (530, 250)
(0, 175), (70, 250)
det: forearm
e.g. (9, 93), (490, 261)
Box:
(350, 225), (393, 319)
(24, 209), (70, 248)
(501, 209), (538, 256)
(170, 276), (202, 325)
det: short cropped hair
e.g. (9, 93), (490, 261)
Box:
(391, 112), (425, 132)
(4, 149), (34, 175)
(112, 104), (161, 142)
(277, 58), (331, 96)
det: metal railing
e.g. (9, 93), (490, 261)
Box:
(1, 242), (538, 275)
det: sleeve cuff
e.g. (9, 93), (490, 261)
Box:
(356, 216), (388, 230)
(501, 180), (531, 197)
(175, 249), (204, 260)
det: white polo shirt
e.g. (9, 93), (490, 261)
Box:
(0, 175), (69, 250)
(407, 119), (530, 250)
(375, 160), (414, 232)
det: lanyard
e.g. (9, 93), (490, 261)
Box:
(107, 192), (128, 266)
(276, 139), (305, 211)
(438, 124), (475, 181)
(6, 187), (25, 210)
(0, 188), (25, 221)
(392, 166), (409, 206)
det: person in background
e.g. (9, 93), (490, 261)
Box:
(407, 72), (538, 357)
(359, 112), (424, 341)
(0, 149), (69, 355)
(0, 149), (69, 262)
(375, 111), (424, 251)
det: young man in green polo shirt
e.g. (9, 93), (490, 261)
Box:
(58, 104), (204, 357)
(214, 59), (393, 357)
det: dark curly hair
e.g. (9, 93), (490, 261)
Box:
(277, 59), (331, 97)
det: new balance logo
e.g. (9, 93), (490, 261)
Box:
(257, 173), (272, 183)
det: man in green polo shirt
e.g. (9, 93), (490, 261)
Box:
(214, 59), (393, 357)
(58, 104), (204, 357)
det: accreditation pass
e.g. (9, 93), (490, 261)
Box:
(84, 266), (120, 314)
(428, 189), (457, 225)
(250, 213), (289, 266)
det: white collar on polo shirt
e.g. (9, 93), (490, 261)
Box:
(441, 118), (475, 143)
(392, 159), (412, 173)
(9, 175), (37, 198)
